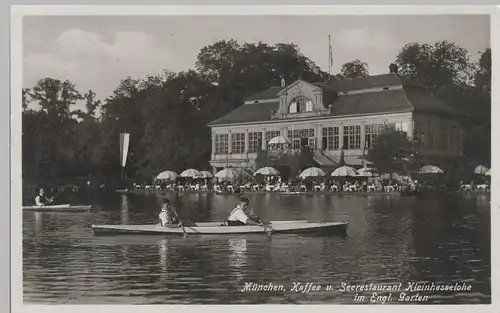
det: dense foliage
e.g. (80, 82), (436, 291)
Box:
(22, 39), (491, 182)
(365, 126), (417, 175)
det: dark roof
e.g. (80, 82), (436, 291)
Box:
(243, 86), (282, 102)
(208, 101), (279, 126)
(313, 73), (403, 92)
(329, 89), (413, 116)
(209, 75), (465, 126)
(403, 86), (467, 116)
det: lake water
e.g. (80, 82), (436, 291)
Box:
(22, 191), (491, 304)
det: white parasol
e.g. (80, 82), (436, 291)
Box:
(299, 167), (326, 179)
(255, 166), (279, 176)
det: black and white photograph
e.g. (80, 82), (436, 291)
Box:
(12, 6), (493, 307)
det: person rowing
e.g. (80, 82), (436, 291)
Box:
(159, 198), (189, 237)
(159, 198), (183, 226)
(35, 188), (54, 207)
(227, 197), (264, 226)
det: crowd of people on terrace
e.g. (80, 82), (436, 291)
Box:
(130, 163), (491, 194)
(132, 175), (421, 194)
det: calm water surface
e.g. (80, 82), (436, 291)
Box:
(22, 192), (491, 304)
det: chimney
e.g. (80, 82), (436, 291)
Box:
(389, 63), (399, 74)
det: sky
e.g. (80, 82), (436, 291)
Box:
(23, 14), (490, 108)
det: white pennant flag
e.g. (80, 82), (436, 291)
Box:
(119, 133), (130, 168)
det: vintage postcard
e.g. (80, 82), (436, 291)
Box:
(10, 5), (497, 312)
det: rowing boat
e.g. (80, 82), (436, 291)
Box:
(92, 220), (348, 236)
(22, 204), (92, 212)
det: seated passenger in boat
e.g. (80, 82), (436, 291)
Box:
(35, 188), (54, 207)
(159, 199), (183, 227)
(227, 197), (262, 226)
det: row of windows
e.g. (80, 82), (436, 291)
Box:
(214, 122), (430, 154)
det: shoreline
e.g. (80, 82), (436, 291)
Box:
(114, 189), (490, 196)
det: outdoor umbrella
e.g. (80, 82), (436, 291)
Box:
(215, 168), (239, 181)
(299, 167), (326, 179)
(156, 170), (178, 181)
(474, 165), (489, 175)
(268, 135), (291, 145)
(356, 167), (377, 177)
(255, 166), (279, 176)
(419, 165), (444, 174)
(331, 165), (358, 177)
(199, 170), (213, 178)
(180, 168), (202, 178)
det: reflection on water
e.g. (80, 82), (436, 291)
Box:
(22, 192), (491, 304)
(158, 238), (169, 274)
(34, 212), (42, 234)
(120, 195), (129, 225)
(228, 238), (247, 280)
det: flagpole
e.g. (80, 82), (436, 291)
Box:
(328, 34), (332, 81)
(328, 35), (330, 80)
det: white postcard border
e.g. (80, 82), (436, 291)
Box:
(10, 4), (499, 313)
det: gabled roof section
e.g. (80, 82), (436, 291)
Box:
(329, 89), (413, 116)
(208, 101), (279, 126)
(243, 86), (282, 102)
(277, 79), (322, 96)
(313, 73), (403, 92)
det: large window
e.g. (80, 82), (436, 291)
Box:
(292, 138), (301, 149)
(322, 127), (340, 150)
(215, 134), (228, 154)
(343, 125), (361, 149)
(288, 96), (313, 114)
(248, 132), (262, 153)
(265, 131), (281, 145)
(439, 134), (448, 150)
(288, 128), (314, 139)
(426, 124), (434, 150)
(394, 122), (409, 134)
(439, 125), (449, 150)
(231, 133), (245, 154)
(308, 137), (316, 149)
(364, 124), (384, 148)
(414, 121), (426, 149)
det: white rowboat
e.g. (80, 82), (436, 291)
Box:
(92, 220), (348, 236)
(22, 204), (92, 212)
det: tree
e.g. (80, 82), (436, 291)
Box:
(83, 90), (101, 118)
(255, 150), (272, 169)
(22, 88), (31, 111)
(366, 126), (416, 176)
(298, 146), (314, 170)
(395, 41), (473, 97)
(31, 78), (83, 119)
(396, 42), (491, 165)
(340, 59), (369, 79)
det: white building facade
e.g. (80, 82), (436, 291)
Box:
(208, 71), (465, 173)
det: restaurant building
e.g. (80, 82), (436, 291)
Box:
(208, 65), (466, 173)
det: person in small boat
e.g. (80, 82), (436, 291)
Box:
(159, 198), (184, 227)
(35, 188), (54, 207)
(227, 197), (263, 226)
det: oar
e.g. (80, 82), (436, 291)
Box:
(259, 222), (273, 235)
(178, 221), (188, 238)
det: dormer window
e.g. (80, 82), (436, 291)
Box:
(289, 95), (313, 114)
